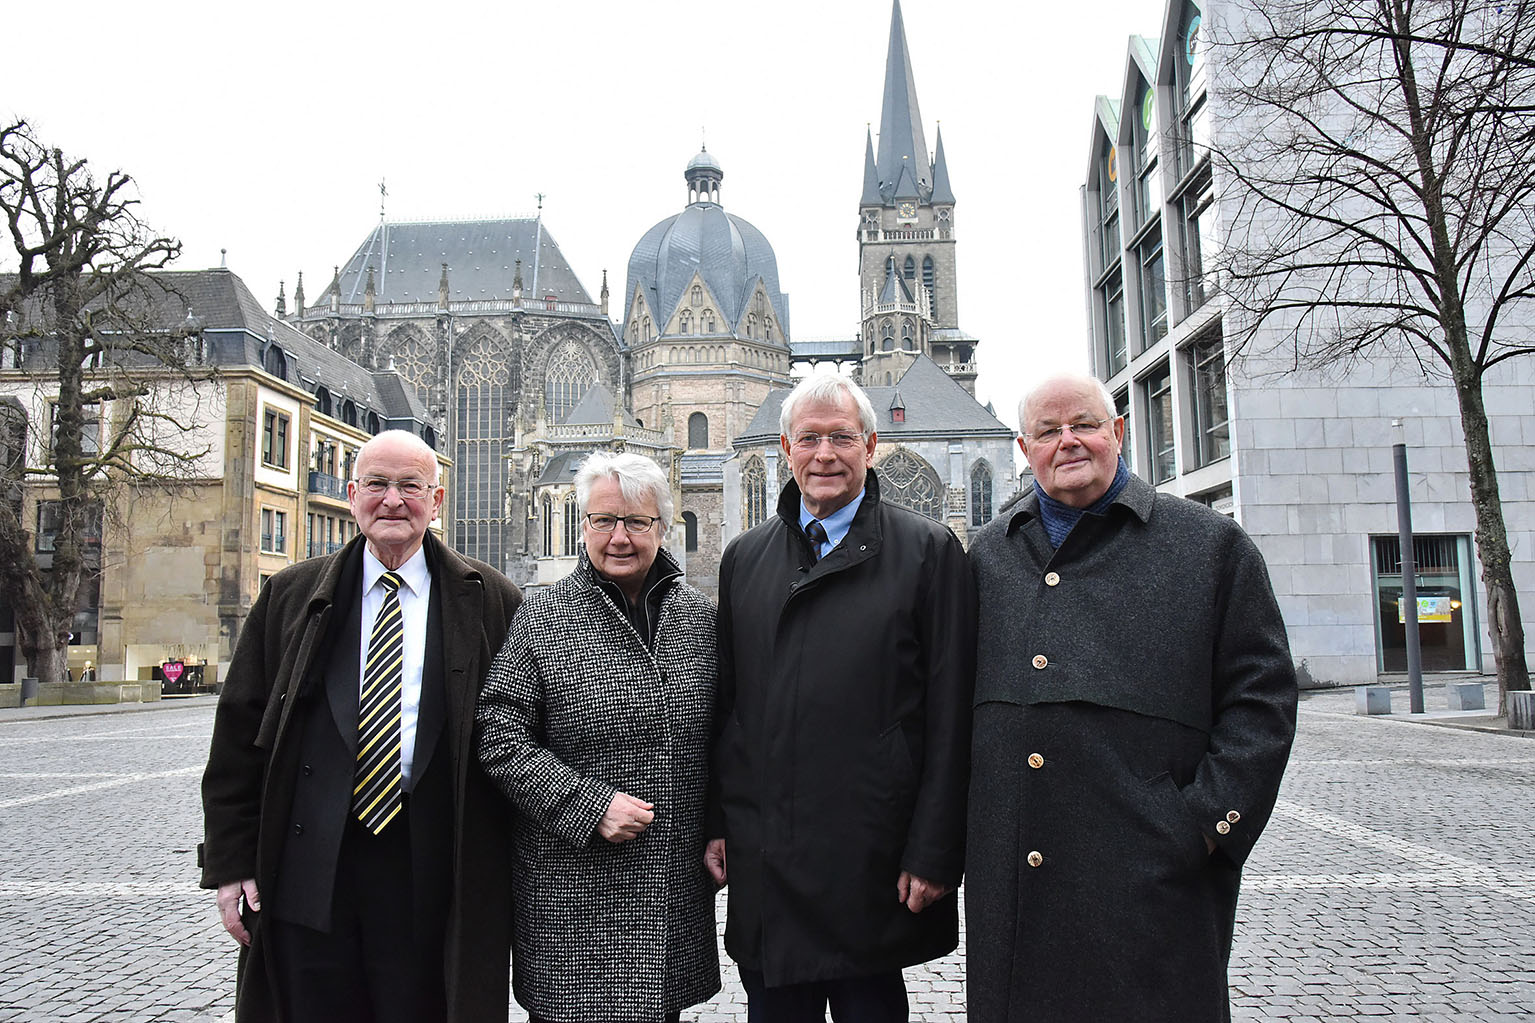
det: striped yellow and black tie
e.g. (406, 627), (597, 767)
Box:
(353, 571), (405, 834)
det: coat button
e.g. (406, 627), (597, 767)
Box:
(302, 764), (313, 776)
(293, 823), (304, 835)
(1027, 851), (1043, 868)
(1027, 753), (1044, 769)
(1031, 654), (1048, 670)
(1215, 820), (1231, 835)
(1226, 810), (1241, 824)
(1044, 571), (1060, 587)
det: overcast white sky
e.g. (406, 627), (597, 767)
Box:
(2, 0), (1160, 432)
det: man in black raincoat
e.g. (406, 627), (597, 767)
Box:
(706, 373), (976, 1022)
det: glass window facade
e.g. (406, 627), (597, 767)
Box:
(1145, 364), (1175, 483)
(1188, 331), (1230, 466)
(1370, 535), (1479, 671)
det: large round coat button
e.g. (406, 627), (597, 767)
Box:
(1032, 654), (1048, 670)
(1216, 820), (1232, 835)
(1027, 753), (1044, 769)
(1027, 851), (1044, 868)
(1044, 572), (1060, 587)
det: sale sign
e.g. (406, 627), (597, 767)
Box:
(162, 661), (186, 684)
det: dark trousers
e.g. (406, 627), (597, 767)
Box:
(738, 969), (908, 1023)
(270, 808), (445, 1023)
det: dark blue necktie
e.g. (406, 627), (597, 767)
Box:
(805, 519), (828, 562)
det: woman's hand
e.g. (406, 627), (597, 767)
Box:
(597, 791), (655, 842)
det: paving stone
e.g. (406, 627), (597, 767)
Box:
(2, 691), (1533, 1020)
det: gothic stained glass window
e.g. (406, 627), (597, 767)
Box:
(922, 256), (936, 318)
(544, 339), (597, 424)
(383, 324), (438, 400)
(970, 461), (994, 527)
(743, 455), (768, 529)
(877, 448), (943, 521)
(563, 493), (579, 557)
(455, 334), (510, 569)
(541, 494), (554, 557)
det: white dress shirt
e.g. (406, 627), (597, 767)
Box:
(359, 545), (431, 786)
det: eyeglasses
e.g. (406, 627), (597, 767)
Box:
(1026, 418), (1114, 444)
(355, 476), (435, 499)
(585, 513), (660, 534)
(791, 431), (866, 451)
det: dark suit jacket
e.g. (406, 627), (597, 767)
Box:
(201, 532), (522, 1023)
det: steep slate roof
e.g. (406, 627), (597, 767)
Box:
(875, 0), (933, 205)
(624, 172), (790, 336)
(163, 269), (426, 423)
(561, 381), (642, 428)
(330, 218), (594, 305)
(535, 450), (588, 486)
(734, 356), (1013, 447)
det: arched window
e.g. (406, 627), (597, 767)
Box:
(923, 256), (936, 318)
(704, 310), (716, 333)
(743, 455), (768, 529)
(877, 448), (944, 521)
(885, 254), (895, 277)
(682, 511), (699, 552)
(562, 493), (579, 556)
(423, 426), (436, 449)
(541, 494), (554, 556)
(544, 339), (598, 423)
(341, 399), (358, 427)
(970, 461), (994, 527)
(366, 411), (381, 435)
(679, 310), (692, 334)
(903, 255), (916, 282)
(691, 285), (703, 306)
(882, 335), (894, 352)
(455, 326), (514, 568)
(314, 386), (333, 417)
(688, 412), (709, 449)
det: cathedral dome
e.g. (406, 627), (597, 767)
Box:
(624, 151), (790, 342)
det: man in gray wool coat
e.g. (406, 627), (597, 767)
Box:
(966, 373), (1298, 1023)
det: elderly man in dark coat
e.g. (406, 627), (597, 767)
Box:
(706, 373), (976, 1022)
(201, 429), (522, 1023)
(966, 374), (1297, 1023)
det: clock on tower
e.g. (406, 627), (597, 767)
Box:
(896, 200), (918, 223)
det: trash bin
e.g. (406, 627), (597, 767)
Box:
(19, 677), (39, 706)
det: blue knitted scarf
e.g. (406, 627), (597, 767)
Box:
(1035, 458), (1131, 548)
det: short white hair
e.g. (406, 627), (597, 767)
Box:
(778, 372), (877, 438)
(574, 451), (674, 531)
(355, 429), (441, 485)
(1018, 374), (1117, 433)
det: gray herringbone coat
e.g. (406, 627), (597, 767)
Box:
(476, 547), (720, 1023)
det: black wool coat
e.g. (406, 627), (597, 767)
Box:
(710, 470), (977, 986)
(965, 474), (1298, 1023)
(200, 532), (522, 1023)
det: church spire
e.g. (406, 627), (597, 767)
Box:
(875, 0), (931, 204)
(861, 127), (881, 206)
(930, 124), (955, 205)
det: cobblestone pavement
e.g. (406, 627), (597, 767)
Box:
(0, 685), (1530, 1021)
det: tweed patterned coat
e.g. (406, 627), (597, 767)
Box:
(476, 547), (720, 1023)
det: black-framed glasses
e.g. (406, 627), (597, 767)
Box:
(355, 476), (435, 499)
(585, 513), (660, 534)
(791, 431), (866, 451)
(1026, 418), (1114, 444)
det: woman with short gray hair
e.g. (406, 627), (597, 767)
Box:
(475, 450), (719, 1023)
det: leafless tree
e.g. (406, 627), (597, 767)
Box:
(1210, 0), (1533, 710)
(0, 120), (206, 686)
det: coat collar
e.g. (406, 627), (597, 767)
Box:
(775, 469), (885, 571)
(1004, 472), (1157, 536)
